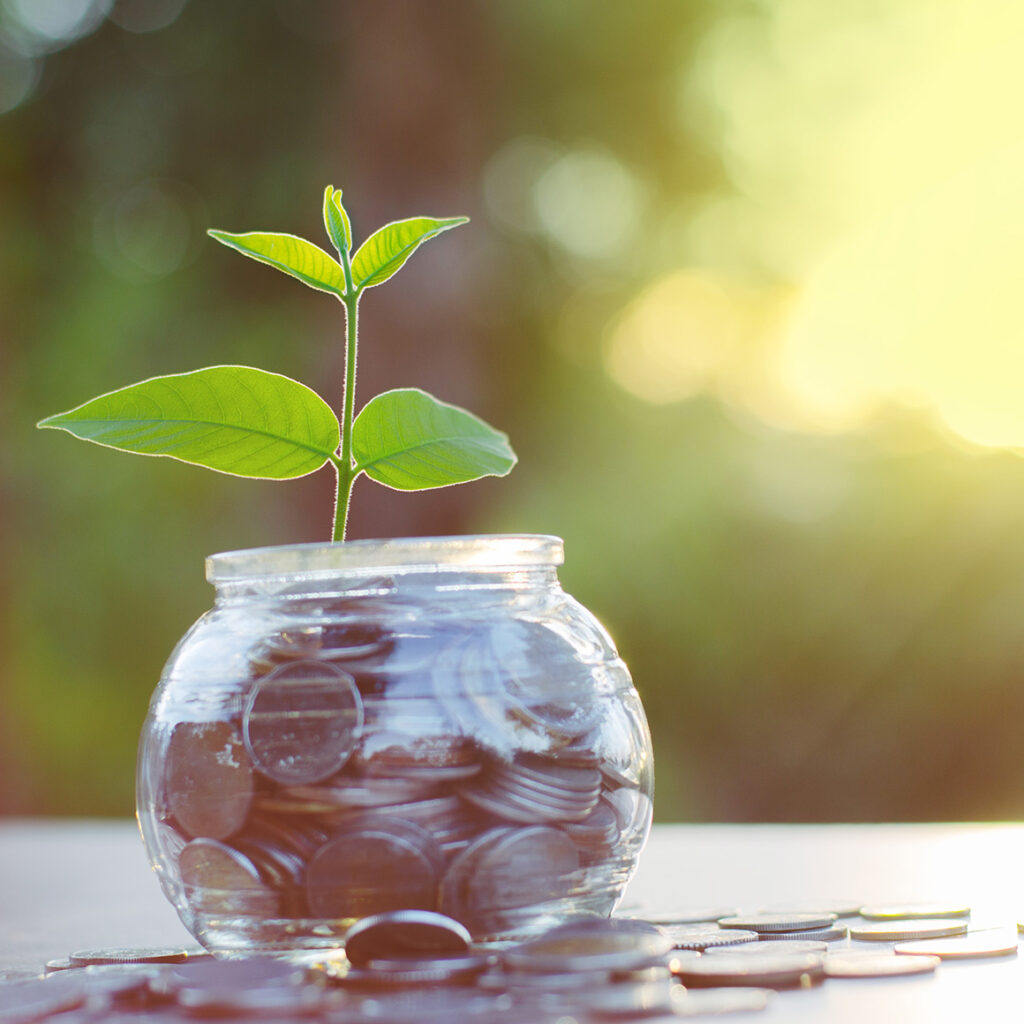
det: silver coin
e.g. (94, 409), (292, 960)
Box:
(439, 826), (580, 933)
(850, 919), (969, 942)
(719, 913), (837, 933)
(673, 986), (773, 1015)
(673, 952), (826, 989)
(165, 720), (254, 840)
(276, 775), (444, 810)
(666, 929), (759, 951)
(178, 837), (280, 915)
(858, 902), (971, 921)
(705, 939), (829, 957)
(894, 929), (1019, 959)
(825, 953), (941, 977)
(345, 910), (471, 967)
(758, 925), (848, 942)
(243, 659), (363, 784)
(623, 908), (740, 926)
(761, 899), (864, 919)
(68, 948), (192, 966)
(504, 754), (603, 795)
(306, 825), (439, 921)
(501, 918), (673, 974)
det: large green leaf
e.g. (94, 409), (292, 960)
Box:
(322, 186), (352, 255)
(207, 229), (347, 296)
(38, 366), (341, 479)
(350, 216), (468, 290)
(352, 387), (516, 490)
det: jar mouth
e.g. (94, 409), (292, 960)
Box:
(206, 535), (565, 583)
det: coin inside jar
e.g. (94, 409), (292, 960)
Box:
(243, 659), (364, 784)
(165, 721), (254, 840)
(305, 822), (441, 920)
(178, 838), (280, 915)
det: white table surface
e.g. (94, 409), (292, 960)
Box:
(3, 820), (1023, 1020)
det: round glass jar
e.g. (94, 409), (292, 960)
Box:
(137, 535), (653, 955)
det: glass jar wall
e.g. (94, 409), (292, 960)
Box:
(137, 536), (653, 955)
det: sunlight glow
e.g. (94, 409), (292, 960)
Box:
(656, 0), (1024, 449)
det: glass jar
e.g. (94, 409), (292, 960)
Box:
(137, 536), (653, 956)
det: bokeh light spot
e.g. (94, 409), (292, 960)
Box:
(533, 148), (645, 260)
(604, 270), (740, 404)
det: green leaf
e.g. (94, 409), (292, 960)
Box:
(322, 186), (352, 255)
(38, 366), (341, 480)
(207, 229), (347, 297)
(352, 387), (516, 490)
(351, 216), (468, 290)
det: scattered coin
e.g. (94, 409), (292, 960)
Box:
(761, 899), (863, 918)
(704, 939), (829, 957)
(824, 953), (941, 978)
(757, 924), (848, 942)
(344, 910), (471, 967)
(719, 913), (837, 933)
(501, 918), (673, 974)
(68, 947), (193, 966)
(858, 902), (971, 921)
(894, 929), (1019, 960)
(849, 919), (970, 942)
(672, 952), (826, 990)
(665, 930), (759, 951)
(625, 908), (740, 926)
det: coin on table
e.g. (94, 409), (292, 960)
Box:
(673, 952), (825, 990)
(666, 930), (759, 951)
(344, 910), (471, 967)
(704, 939), (829, 957)
(623, 908), (741, 927)
(825, 953), (941, 978)
(68, 948), (193, 966)
(762, 899), (864, 919)
(758, 925), (848, 942)
(166, 720), (254, 840)
(894, 929), (1019, 960)
(858, 902), (971, 921)
(501, 918), (673, 974)
(719, 913), (837, 933)
(850, 919), (969, 942)
(243, 659), (363, 784)
(306, 823), (440, 920)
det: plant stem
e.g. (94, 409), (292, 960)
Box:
(332, 255), (359, 542)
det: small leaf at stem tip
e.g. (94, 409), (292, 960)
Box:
(351, 216), (469, 290)
(37, 365), (341, 480)
(323, 185), (352, 255)
(208, 229), (347, 296)
(352, 387), (517, 490)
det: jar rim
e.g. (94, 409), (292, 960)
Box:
(206, 534), (565, 582)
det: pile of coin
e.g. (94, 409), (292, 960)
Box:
(6, 900), (1022, 1022)
(144, 613), (653, 950)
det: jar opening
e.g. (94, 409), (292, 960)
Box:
(206, 535), (565, 583)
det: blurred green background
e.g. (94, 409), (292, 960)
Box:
(5, 0), (1024, 822)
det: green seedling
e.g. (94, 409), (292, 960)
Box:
(38, 186), (517, 541)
